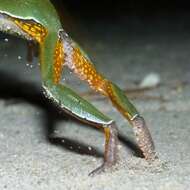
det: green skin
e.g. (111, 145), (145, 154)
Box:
(0, 0), (156, 176)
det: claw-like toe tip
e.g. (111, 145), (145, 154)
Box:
(88, 164), (106, 177)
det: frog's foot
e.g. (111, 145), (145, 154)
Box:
(89, 122), (119, 176)
(89, 162), (114, 177)
(132, 116), (157, 161)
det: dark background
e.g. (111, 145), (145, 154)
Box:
(52, 0), (190, 18)
(50, 0), (190, 41)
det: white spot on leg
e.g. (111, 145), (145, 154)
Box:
(63, 39), (75, 70)
(58, 29), (75, 69)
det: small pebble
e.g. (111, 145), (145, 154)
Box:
(17, 56), (22, 60)
(4, 38), (9, 42)
(140, 72), (161, 88)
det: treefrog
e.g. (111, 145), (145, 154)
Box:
(0, 0), (156, 176)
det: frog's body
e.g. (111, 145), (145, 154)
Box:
(0, 0), (156, 175)
(0, 0), (61, 29)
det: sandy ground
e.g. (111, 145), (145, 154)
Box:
(0, 16), (190, 189)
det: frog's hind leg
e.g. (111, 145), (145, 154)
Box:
(40, 32), (120, 176)
(43, 82), (119, 176)
(59, 30), (157, 161)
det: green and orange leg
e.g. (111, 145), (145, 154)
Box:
(3, 14), (47, 62)
(40, 31), (121, 175)
(44, 81), (120, 176)
(59, 30), (157, 161)
(7, 17), (121, 175)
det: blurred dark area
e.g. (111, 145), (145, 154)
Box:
(51, 0), (190, 40)
(53, 0), (190, 19)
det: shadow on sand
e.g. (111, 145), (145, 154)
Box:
(0, 71), (143, 159)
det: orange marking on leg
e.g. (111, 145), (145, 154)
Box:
(53, 40), (64, 84)
(72, 47), (108, 95)
(12, 18), (47, 43)
(71, 47), (134, 119)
